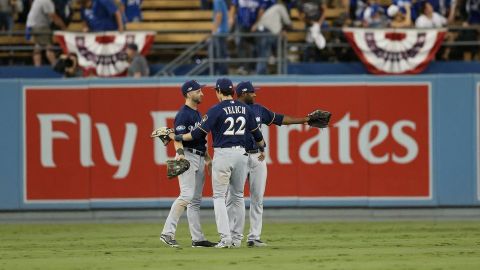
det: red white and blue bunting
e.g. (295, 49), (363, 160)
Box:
(343, 27), (446, 74)
(54, 31), (155, 77)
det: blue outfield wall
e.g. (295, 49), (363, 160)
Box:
(0, 75), (478, 210)
(3, 62), (480, 79)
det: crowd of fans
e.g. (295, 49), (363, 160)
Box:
(1, 0), (146, 76)
(1, 0), (480, 75)
(210, 0), (480, 74)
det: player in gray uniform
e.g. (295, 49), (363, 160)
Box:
(160, 80), (217, 248)
(231, 81), (310, 247)
(169, 78), (265, 248)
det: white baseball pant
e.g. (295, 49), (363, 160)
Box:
(161, 151), (207, 242)
(212, 147), (248, 243)
(227, 152), (267, 241)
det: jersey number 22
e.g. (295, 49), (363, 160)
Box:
(223, 116), (246, 135)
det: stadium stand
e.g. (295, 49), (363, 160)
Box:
(0, 0), (347, 65)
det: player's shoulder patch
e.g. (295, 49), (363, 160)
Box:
(176, 125), (186, 131)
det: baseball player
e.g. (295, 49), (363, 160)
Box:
(229, 80), (310, 247)
(159, 80), (217, 248)
(170, 78), (265, 248)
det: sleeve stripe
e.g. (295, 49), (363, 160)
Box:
(250, 125), (260, 132)
(267, 112), (276, 126)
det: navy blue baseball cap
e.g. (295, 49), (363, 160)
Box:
(235, 81), (259, 96)
(214, 78), (234, 92)
(181, 80), (205, 95)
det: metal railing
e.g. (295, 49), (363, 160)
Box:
(2, 26), (480, 72)
(155, 32), (289, 76)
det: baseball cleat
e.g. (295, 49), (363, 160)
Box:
(160, 234), (179, 248)
(191, 240), (217, 248)
(214, 239), (232, 248)
(247, 239), (268, 247)
(231, 239), (242, 248)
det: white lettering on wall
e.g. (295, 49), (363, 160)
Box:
(37, 114), (76, 167)
(78, 113), (94, 167)
(35, 111), (421, 179)
(334, 113), (359, 164)
(299, 126), (332, 164)
(392, 120), (418, 164)
(276, 124), (302, 164)
(95, 123), (137, 179)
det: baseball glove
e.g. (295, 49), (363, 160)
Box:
(166, 159), (190, 179)
(307, 109), (332, 128)
(151, 127), (174, 146)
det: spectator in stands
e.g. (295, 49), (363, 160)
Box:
(297, 0), (327, 29)
(414, 0), (457, 23)
(126, 43), (149, 77)
(85, 0), (125, 32)
(122, 0), (142, 22)
(445, 0), (457, 24)
(51, 0), (73, 30)
(331, 11), (356, 61)
(79, 0), (94, 32)
(416, 1), (453, 60)
(415, 0), (447, 27)
(297, 0), (328, 61)
(17, 0), (31, 24)
(115, 0), (128, 24)
(53, 52), (83, 77)
(0, 0), (23, 32)
(263, 0), (277, 10)
(212, 0), (229, 75)
(253, 0), (292, 74)
(347, 0), (367, 23)
(387, 3), (413, 27)
(456, 0), (480, 61)
(229, 0), (266, 75)
(362, 0), (388, 27)
(393, 0), (418, 21)
(26, 0), (66, 66)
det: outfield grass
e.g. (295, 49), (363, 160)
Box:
(1, 221), (479, 270)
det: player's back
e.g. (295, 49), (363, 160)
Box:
(207, 99), (255, 148)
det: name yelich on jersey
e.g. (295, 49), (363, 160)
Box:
(223, 106), (246, 115)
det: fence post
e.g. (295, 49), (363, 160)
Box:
(276, 33), (281, 74)
(283, 35), (288, 74)
(209, 36), (214, 76)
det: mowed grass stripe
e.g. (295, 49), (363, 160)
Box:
(0, 221), (479, 270)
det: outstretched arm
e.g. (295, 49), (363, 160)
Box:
(282, 115), (309, 125)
